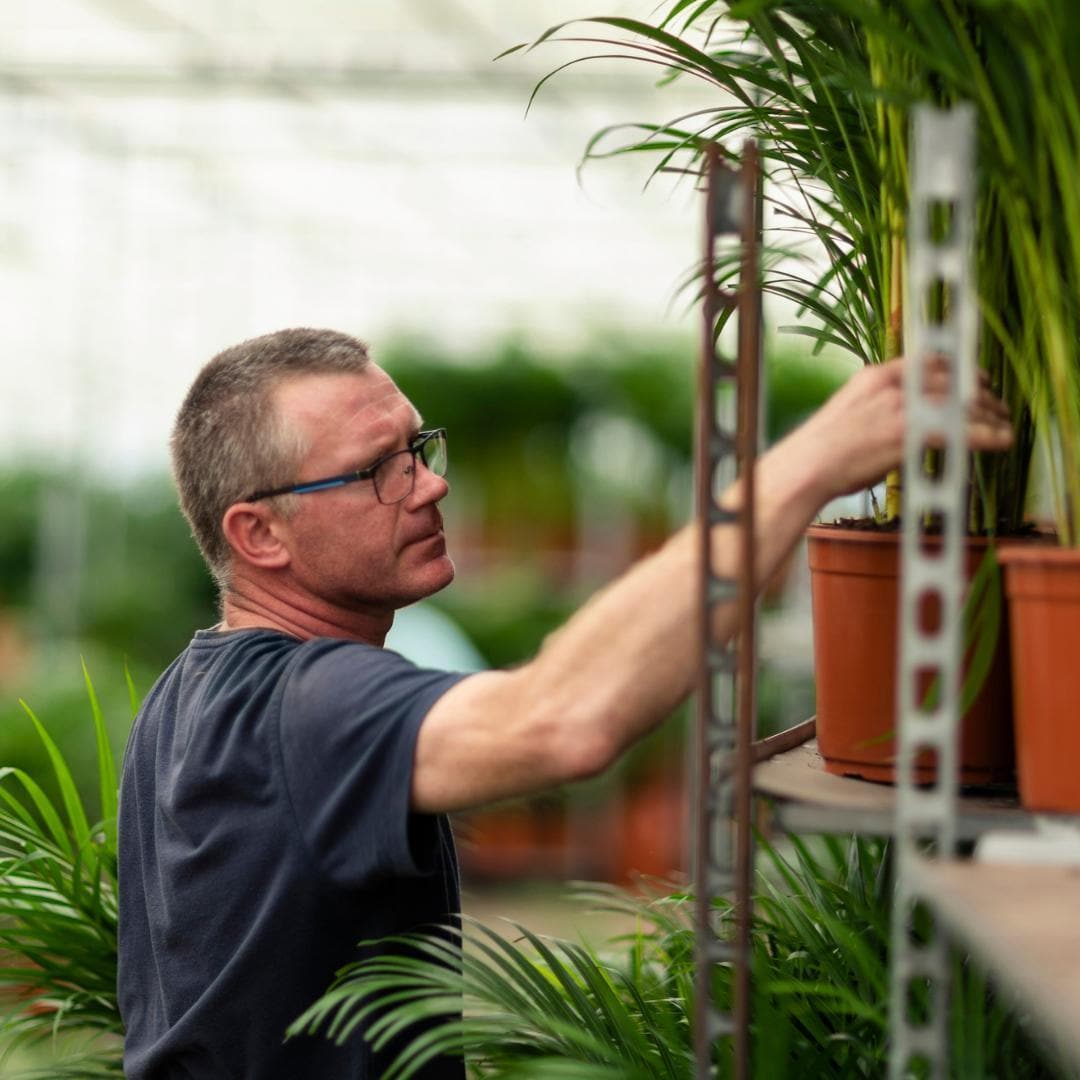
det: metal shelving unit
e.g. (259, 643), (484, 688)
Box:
(909, 858), (1080, 1068)
(751, 731), (1080, 1075)
(883, 101), (1080, 1080)
(694, 105), (1080, 1078)
(889, 103), (978, 1079)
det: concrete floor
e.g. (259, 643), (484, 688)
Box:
(460, 878), (672, 947)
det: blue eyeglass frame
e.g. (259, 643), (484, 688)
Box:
(244, 427), (447, 504)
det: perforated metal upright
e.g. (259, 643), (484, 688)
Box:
(888, 104), (978, 1079)
(693, 140), (762, 1080)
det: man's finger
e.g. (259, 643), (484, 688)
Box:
(968, 420), (1014, 451)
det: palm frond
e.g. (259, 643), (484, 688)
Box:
(297, 835), (1054, 1077)
(0, 669), (123, 1076)
(504, 0), (1080, 535)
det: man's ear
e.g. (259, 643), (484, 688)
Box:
(221, 503), (291, 571)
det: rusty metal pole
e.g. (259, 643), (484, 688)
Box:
(693, 139), (761, 1080)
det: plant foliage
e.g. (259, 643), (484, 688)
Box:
(502, 0), (1080, 537)
(293, 835), (1055, 1078)
(0, 662), (126, 1077)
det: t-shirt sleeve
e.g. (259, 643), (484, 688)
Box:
(276, 640), (467, 889)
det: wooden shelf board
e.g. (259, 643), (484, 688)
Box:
(752, 734), (1032, 838)
(911, 857), (1080, 1066)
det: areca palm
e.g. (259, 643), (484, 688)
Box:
(293, 836), (1053, 1077)
(0, 664), (125, 1077)
(507, 0), (1068, 534)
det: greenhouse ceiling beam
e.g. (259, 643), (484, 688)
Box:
(403, 0), (574, 110)
(0, 60), (678, 100)
(87, 0), (204, 37)
(0, 68), (479, 269)
(69, 0), (691, 102)
(0, 84), (337, 259)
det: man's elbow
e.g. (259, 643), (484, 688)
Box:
(538, 710), (620, 785)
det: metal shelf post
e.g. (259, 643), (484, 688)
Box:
(888, 103), (977, 1079)
(694, 140), (762, 1080)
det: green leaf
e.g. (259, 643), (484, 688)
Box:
(0, 767), (74, 858)
(959, 542), (1003, 715)
(124, 662), (141, 720)
(18, 701), (90, 851)
(83, 661), (118, 837)
(0, 674), (121, 1069)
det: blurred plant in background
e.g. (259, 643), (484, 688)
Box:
(0, 472), (214, 826)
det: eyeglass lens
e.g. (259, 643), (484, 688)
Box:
(374, 431), (448, 504)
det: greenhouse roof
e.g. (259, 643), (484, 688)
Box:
(1, 0), (713, 474)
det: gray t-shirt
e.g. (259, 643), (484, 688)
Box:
(118, 628), (467, 1079)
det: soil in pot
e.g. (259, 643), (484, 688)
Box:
(807, 523), (1014, 785)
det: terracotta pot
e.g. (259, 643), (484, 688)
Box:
(456, 804), (565, 880)
(997, 543), (1080, 811)
(807, 524), (1015, 784)
(616, 775), (687, 885)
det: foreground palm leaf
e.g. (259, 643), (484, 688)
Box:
(294, 836), (1055, 1078)
(0, 662), (125, 1077)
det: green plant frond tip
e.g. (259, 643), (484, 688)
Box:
(83, 660), (119, 835)
(18, 700), (91, 850)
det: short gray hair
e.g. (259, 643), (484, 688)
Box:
(171, 327), (371, 592)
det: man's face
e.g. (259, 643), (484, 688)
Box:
(268, 366), (454, 615)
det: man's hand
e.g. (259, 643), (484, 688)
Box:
(784, 357), (1014, 501)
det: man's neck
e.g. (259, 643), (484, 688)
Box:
(220, 584), (393, 647)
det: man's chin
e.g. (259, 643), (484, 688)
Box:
(428, 554), (455, 594)
(403, 554), (455, 604)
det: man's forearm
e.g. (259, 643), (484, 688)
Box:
(525, 430), (833, 762)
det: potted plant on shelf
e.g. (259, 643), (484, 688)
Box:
(510, 0), (1053, 784)
(974, 0), (1080, 812)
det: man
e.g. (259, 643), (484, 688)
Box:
(118, 327), (1012, 1078)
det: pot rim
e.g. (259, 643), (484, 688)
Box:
(806, 522), (898, 545)
(997, 542), (1080, 566)
(806, 521), (1009, 548)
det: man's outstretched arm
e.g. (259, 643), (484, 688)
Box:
(411, 359), (1012, 813)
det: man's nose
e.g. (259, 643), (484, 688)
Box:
(408, 461), (449, 506)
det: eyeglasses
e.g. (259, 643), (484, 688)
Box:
(245, 428), (448, 506)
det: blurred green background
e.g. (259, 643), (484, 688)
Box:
(0, 330), (845, 882)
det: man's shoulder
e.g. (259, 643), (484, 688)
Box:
(128, 629), (460, 760)
(130, 630), (421, 735)
(125, 629), (306, 755)
(137, 628), (298, 706)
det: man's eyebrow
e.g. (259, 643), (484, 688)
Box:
(351, 416), (425, 471)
